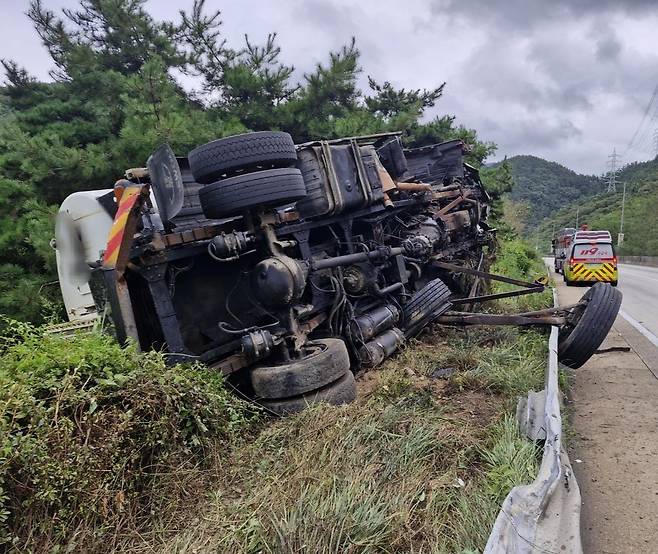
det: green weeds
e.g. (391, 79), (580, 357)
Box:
(0, 322), (256, 551)
(490, 239), (552, 312)
(157, 324), (546, 554)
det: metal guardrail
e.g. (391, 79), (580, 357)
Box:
(484, 290), (583, 553)
(618, 255), (658, 268)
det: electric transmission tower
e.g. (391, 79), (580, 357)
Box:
(653, 128), (658, 158)
(606, 149), (621, 193)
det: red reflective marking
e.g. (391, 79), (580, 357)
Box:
(104, 230), (123, 256)
(114, 194), (138, 219)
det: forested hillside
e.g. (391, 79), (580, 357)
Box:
(498, 153), (657, 256)
(531, 158), (658, 255)
(0, 0), (511, 325)
(504, 155), (603, 226)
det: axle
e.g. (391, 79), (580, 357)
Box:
(435, 304), (582, 328)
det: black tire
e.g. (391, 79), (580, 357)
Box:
(188, 131), (297, 184)
(403, 278), (451, 336)
(259, 371), (357, 416)
(558, 282), (622, 369)
(199, 168), (306, 218)
(250, 338), (350, 399)
(611, 280), (618, 287)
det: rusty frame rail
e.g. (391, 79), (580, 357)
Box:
(436, 303), (582, 328)
(432, 260), (546, 305)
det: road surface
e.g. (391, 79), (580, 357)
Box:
(547, 261), (658, 553)
(617, 264), (658, 343)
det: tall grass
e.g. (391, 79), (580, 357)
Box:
(490, 239), (552, 312)
(157, 327), (545, 554)
(164, 399), (538, 554)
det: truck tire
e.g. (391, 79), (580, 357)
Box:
(259, 371), (357, 416)
(403, 278), (452, 336)
(199, 167), (306, 218)
(558, 282), (622, 369)
(188, 131), (297, 184)
(250, 338), (350, 400)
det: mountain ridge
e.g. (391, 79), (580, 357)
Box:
(523, 156), (658, 255)
(500, 154), (603, 227)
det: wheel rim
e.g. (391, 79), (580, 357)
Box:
(269, 342), (327, 368)
(559, 294), (590, 341)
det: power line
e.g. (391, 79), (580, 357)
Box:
(630, 107), (658, 155)
(624, 83), (658, 157)
(633, 105), (658, 154)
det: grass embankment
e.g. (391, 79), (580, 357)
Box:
(489, 238), (552, 312)
(0, 322), (256, 552)
(161, 325), (545, 554)
(1, 240), (551, 553)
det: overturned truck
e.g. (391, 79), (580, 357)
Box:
(54, 131), (621, 414)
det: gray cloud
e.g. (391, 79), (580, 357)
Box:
(2, 0), (658, 174)
(431, 0), (657, 31)
(595, 34), (622, 61)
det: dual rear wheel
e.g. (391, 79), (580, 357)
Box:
(249, 338), (356, 415)
(189, 131), (307, 218)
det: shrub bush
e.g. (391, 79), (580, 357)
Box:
(0, 321), (254, 551)
(492, 239), (537, 280)
(490, 239), (552, 312)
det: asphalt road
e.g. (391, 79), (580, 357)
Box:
(546, 260), (658, 553)
(617, 263), (658, 342)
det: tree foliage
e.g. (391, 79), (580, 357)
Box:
(0, 0), (496, 324)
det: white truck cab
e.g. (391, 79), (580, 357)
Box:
(54, 190), (114, 321)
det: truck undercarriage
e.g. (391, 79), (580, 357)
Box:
(55, 131), (621, 414)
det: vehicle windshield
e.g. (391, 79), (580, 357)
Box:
(572, 242), (614, 260)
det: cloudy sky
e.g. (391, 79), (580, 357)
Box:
(3, 0), (658, 174)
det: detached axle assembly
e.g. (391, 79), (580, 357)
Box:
(436, 304), (582, 328)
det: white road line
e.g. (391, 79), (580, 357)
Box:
(620, 309), (658, 349)
(619, 265), (658, 284)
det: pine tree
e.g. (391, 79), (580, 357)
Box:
(0, 0), (497, 324)
(365, 77), (445, 120)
